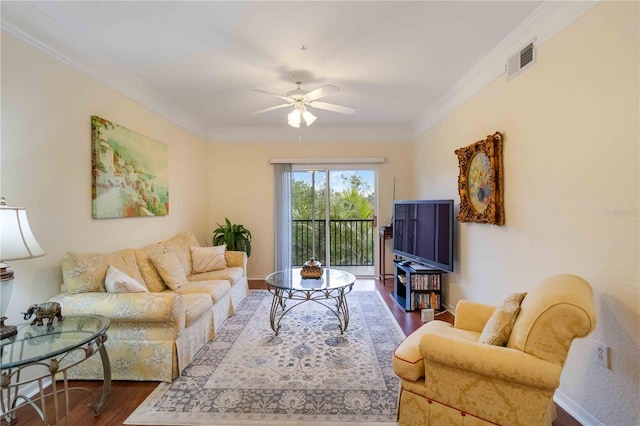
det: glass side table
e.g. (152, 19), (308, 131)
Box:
(0, 315), (111, 425)
(265, 268), (356, 335)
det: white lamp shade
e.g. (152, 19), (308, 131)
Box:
(1, 206), (46, 261)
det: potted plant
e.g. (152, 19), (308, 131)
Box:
(212, 218), (252, 257)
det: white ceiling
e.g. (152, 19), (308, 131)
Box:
(1, 1), (548, 142)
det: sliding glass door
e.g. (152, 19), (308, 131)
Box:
(291, 168), (376, 276)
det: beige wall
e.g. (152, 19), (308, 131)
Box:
(1, 31), (211, 321)
(410, 3), (639, 425)
(206, 141), (413, 279)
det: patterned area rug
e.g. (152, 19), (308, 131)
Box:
(125, 290), (405, 425)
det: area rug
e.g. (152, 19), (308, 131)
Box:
(125, 290), (405, 425)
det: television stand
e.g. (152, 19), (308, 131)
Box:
(393, 263), (445, 312)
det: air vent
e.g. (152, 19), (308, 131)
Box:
(520, 43), (534, 68)
(507, 38), (537, 80)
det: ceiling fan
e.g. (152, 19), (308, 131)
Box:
(252, 82), (355, 128)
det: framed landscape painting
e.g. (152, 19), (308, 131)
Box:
(91, 116), (169, 218)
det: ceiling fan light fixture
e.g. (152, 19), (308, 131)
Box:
(254, 82), (355, 128)
(287, 109), (301, 127)
(302, 110), (317, 126)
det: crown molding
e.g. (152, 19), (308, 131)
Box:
(411, 0), (601, 138)
(2, 1), (600, 144)
(1, 2), (209, 141)
(1, 6), (412, 144)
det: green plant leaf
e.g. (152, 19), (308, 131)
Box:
(211, 218), (252, 257)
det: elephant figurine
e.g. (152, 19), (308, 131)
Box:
(22, 302), (63, 326)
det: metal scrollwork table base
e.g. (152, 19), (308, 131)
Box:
(0, 315), (111, 425)
(265, 268), (356, 335)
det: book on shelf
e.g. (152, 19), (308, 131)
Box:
(410, 292), (440, 310)
(410, 273), (440, 290)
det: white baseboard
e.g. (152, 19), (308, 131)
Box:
(554, 389), (603, 426)
(1, 378), (51, 416)
(439, 302), (455, 316)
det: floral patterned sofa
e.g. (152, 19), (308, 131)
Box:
(50, 233), (248, 382)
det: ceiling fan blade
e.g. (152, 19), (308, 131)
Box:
(252, 89), (291, 102)
(305, 84), (340, 102)
(309, 101), (356, 115)
(250, 103), (291, 115)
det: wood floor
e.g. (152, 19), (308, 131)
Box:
(4, 278), (580, 426)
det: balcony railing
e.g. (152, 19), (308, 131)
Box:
(292, 219), (374, 267)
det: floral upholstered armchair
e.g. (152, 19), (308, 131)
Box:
(392, 274), (596, 426)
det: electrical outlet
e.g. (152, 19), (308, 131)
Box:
(596, 343), (610, 369)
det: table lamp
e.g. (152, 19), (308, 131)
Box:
(1, 197), (46, 339)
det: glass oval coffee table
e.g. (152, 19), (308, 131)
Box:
(264, 268), (356, 335)
(0, 315), (111, 425)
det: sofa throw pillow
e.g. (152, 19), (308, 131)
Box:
(151, 251), (188, 290)
(191, 245), (227, 273)
(105, 265), (149, 293)
(62, 249), (144, 293)
(479, 292), (527, 346)
(159, 233), (199, 276)
(134, 244), (168, 293)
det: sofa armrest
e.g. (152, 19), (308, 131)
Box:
(49, 292), (185, 330)
(419, 332), (561, 389)
(225, 251), (247, 275)
(454, 300), (496, 332)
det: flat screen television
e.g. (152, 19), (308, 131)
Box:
(392, 200), (454, 272)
